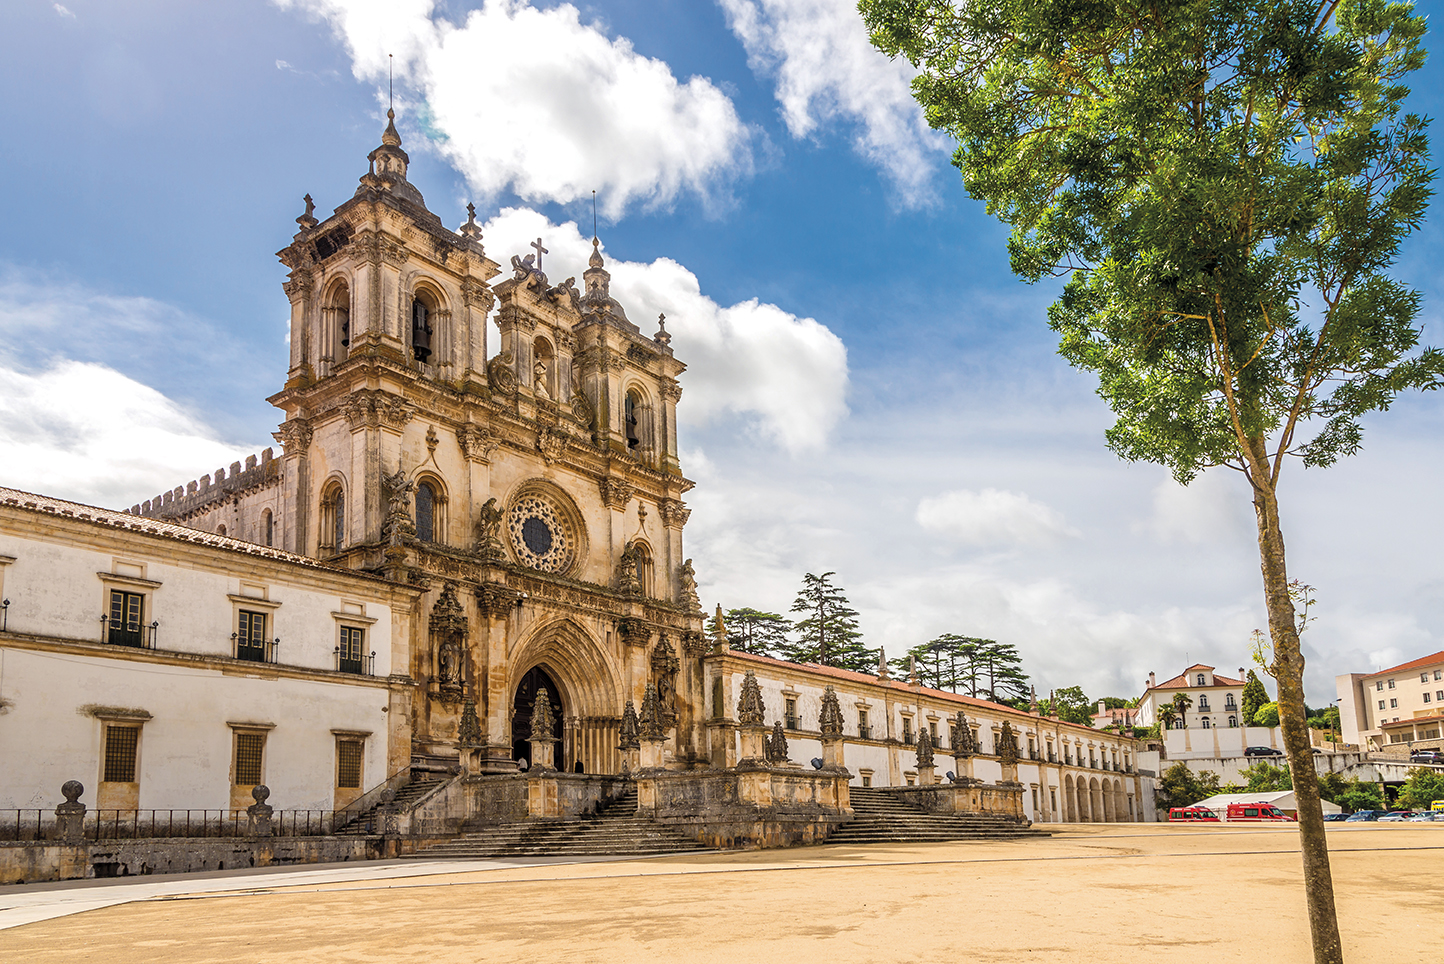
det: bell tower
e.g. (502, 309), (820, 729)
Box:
(268, 111), (501, 558)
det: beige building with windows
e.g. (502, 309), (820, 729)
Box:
(1134, 664), (1284, 760)
(1337, 651), (1444, 751)
(0, 489), (417, 812)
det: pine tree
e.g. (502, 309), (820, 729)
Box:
(975, 640), (1030, 703)
(782, 572), (871, 672)
(704, 607), (791, 657)
(1241, 670), (1270, 727)
(889, 633), (991, 692)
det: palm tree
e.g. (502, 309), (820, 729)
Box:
(1170, 692), (1194, 730)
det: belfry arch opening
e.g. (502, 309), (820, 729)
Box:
(512, 665), (565, 772)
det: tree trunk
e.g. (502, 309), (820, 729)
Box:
(1249, 444), (1344, 964)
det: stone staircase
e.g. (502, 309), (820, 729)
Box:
(409, 786), (710, 859)
(826, 787), (1049, 845)
(333, 774), (447, 836)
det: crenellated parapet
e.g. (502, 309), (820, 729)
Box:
(130, 448), (279, 520)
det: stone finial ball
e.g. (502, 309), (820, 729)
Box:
(380, 788), (397, 804)
(251, 785), (270, 804)
(61, 780), (84, 803)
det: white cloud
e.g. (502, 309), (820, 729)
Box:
(718, 0), (945, 204)
(481, 208), (849, 452)
(53, 4), (75, 19)
(916, 488), (1079, 546)
(1143, 470), (1253, 544)
(0, 359), (261, 509)
(276, 0), (752, 216)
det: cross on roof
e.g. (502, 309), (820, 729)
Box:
(531, 238), (548, 271)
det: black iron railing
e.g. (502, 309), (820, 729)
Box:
(784, 715), (801, 730)
(0, 809), (352, 841)
(101, 615), (157, 648)
(233, 634), (280, 663)
(857, 725), (872, 740)
(335, 647), (376, 675)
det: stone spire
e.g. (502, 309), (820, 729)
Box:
(916, 724), (935, 768)
(579, 236), (635, 328)
(819, 685), (844, 737)
(359, 108), (427, 208)
(617, 699), (641, 750)
(736, 669), (765, 726)
(529, 688), (558, 743)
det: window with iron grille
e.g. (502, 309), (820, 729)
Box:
(858, 709), (870, 739)
(234, 732), (265, 786)
(237, 611), (268, 662)
(108, 590), (145, 647)
(103, 725), (139, 782)
(902, 717), (913, 745)
(337, 739), (364, 789)
(339, 626), (366, 673)
(784, 697), (799, 730)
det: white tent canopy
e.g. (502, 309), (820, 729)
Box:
(1194, 791), (1342, 815)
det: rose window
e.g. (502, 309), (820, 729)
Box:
(507, 494), (575, 573)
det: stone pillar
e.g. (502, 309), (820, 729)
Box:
(528, 688), (559, 772)
(948, 711), (981, 785)
(916, 727), (936, 785)
(53, 780), (86, 843)
(819, 684), (846, 770)
(617, 699), (642, 776)
(735, 669), (767, 764)
(638, 682), (669, 770)
(246, 785), (274, 838)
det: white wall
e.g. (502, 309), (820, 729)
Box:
(0, 647), (389, 810)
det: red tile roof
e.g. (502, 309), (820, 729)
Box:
(1151, 664), (1244, 690)
(720, 651), (1108, 737)
(1367, 651), (1444, 679)
(1380, 714), (1444, 728)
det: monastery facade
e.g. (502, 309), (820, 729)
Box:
(0, 112), (1153, 839)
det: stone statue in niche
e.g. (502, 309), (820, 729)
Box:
(533, 359), (550, 400)
(476, 497), (505, 561)
(429, 583), (468, 702)
(651, 634), (680, 729)
(615, 542), (641, 595)
(382, 469), (416, 545)
(678, 559), (701, 612)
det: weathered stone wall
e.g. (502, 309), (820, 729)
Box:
(0, 836), (382, 885)
(639, 767), (851, 849)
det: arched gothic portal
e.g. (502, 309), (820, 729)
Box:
(512, 666), (565, 772)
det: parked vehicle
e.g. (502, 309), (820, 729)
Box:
(1168, 807), (1220, 822)
(1406, 812), (1439, 822)
(1409, 750), (1444, 765)
(1432, 801), (1444, 812)
(1344, 810), (1383, 822)
(1244, 746), (1285, 757)
(1322, 813), (1350, 822)
(1224, 802), (1295, 822)
(1378, 811), (1423, 822)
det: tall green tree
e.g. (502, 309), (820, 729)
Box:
(1242, 670), (1271, 726)
(977, 640), (1031, 703)
(705, 607), (792, 657)
(1317, 772), (1386, 812)
(862, 2), (1440, 957)
(1394, 767), (1444, 810)
(1155, 762), (1224, 810)
(1170, 692), (1195, 730)
(889, 633), (989, 690)
(1040, 685), (1095, 725)
(783, 572), (872, 672)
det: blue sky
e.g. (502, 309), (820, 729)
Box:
(4, 0), (1444, 704)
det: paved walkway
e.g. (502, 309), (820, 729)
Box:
(1, 824), (1440, 962)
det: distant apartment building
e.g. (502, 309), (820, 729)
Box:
(1135, 664), (1282, 760)
(1337, 651), (1444, 752)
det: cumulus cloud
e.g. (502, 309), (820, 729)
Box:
(481, 208), (849, 452)
(277, 0), (752, 216)
(54, 4), (75, 18)
(916, 488), (1079, 546)
(0, 359), (261, 509)
(718, 0), (945, 203)
(1143, 470), (1253, 544)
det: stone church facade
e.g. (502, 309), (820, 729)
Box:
(133, 109), (705, 782)
(0, 112), (1153, 846)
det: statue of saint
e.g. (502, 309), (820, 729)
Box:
(533, 359), (550, 400)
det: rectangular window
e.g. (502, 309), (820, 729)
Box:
(858, 709), (870, 739)
(103, 725), (139, 783)
(784, 697), (799, 730)
(1391, 698), (1398, 708)
(902, 717), (913, 744)
(337, 739), (364, 789)
(338, 626), (366, 674)
(1376, 681), (1384, 691)
(1425, 693), (1432, 704)
(1424, 673), (1432, 684)
(861, 773), (872, 788)
(108, 590), (145, 647)
(1389, 679), (1396, 689)
(234, 732), (265, 786)
(236, 610), (269, 662)
(1437, 691), (1444, 702)
(1435, 670), (1442, 681)
(1379, 700), (1387, 710)
(929, 720), (938, 742)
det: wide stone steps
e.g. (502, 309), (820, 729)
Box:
(827, 788), (1048, 845)
(410, 787), (709, 859)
